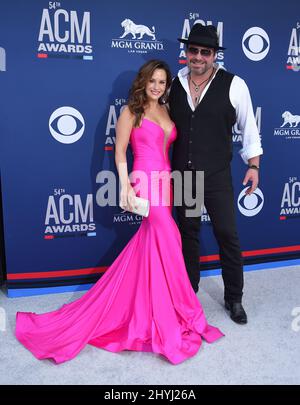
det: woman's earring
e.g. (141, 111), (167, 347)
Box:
(160, 94), (166, 104)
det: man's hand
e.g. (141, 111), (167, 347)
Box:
(242, 168), (259, 195)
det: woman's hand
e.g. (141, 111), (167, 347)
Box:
(120, 184), (137, 211)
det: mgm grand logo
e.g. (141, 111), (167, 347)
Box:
(111, 18), (164, 53)
(274, 111), (300, 139)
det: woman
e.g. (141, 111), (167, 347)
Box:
(15, 60), (223, 365)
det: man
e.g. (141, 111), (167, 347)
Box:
(169, 23), (263, 324)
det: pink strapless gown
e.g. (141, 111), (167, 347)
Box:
(15, 118), (223, 364)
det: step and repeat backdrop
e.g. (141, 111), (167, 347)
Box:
(0, 0), (299, 297)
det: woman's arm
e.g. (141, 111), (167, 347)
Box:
(115, 106), (136, 209)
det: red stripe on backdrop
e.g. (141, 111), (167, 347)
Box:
(7, 245), (300, 280)
(200, 244), (300, 262)
(7, 267), (108, 280)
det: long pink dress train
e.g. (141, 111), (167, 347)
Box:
(15, 118), (224, 365)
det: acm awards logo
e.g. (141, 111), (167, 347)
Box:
(178, 15), (225, 65)
(273, 110), (300, 140)
(49, 106), (85, 144)
(104, 98), (127, 151)
(44, 189), (96, 238)
(111, 18), (164, 54)
(280, 177), (300, 220)
(37, 1), (93, 60)
(286, 23), (300, 72)
(233, 107), (262, 145)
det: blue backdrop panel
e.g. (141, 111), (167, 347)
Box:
(0, 0), (299, 297)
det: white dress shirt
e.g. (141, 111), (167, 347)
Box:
(177, 65), (263, 164)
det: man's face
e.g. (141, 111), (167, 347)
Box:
(186, 44), (216, 76)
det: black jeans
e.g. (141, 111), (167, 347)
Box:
(175, 167), (244, 303)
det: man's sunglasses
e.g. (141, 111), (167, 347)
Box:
(187, 47), (214, 57)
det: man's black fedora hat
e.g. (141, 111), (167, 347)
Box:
(178, 23), (226, 50)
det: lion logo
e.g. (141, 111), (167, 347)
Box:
(281, 111), (300, 128)
(120, 19), (156, 41)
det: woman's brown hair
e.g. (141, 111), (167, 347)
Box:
(127, 60), (172, 127)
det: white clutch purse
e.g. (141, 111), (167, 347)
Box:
(119, 196), (150, 217)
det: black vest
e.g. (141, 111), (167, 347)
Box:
(169, 69), (236, 176)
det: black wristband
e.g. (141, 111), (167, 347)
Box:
(248, 164), (259, 171)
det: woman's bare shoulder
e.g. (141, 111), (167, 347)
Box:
(120, 105), (135, 121)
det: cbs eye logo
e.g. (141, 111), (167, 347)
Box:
(238, 187), (264, 217)
(49, 107), (85, 144)
(242, 27), (270, 61)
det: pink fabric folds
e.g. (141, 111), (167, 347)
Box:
(16, 118), (223, 364)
